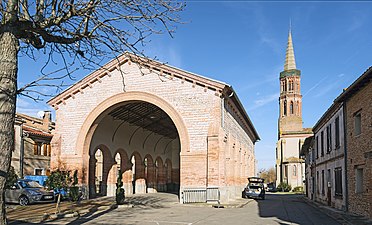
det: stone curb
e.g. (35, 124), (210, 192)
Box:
(182, 199), (254, 209)
(301, 197), (355, 225)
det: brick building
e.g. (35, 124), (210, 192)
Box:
(48, 53), (259, 203)
(336, 67), (372, 218)
(276, 30), (312, 189)
(12, 112), (54, 177)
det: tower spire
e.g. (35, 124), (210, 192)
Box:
(284, 28), (296, 71)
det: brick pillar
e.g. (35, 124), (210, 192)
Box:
(207, 134), (220, 186)
(88, 157), (97, 198)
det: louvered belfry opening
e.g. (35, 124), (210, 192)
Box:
(108, 101), (178, 139)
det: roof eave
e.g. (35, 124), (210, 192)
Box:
(224, 86), (260, 142)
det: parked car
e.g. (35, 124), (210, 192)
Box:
(5, 179), (55, 205)
(243, 177), (265, 200)
(267, 182), (277, 192)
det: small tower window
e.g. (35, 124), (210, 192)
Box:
(289, 80), (294, 91)
(290, 101), (294, 114)
(284, 101), (287, 116)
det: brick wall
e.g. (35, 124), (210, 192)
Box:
(51, 59), (257, 202)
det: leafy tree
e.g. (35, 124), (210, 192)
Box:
(116, 170), (125, 205)
(45, 169), (71, 213)
(0, 0), (184, 223)
(5, 166), (18, 189)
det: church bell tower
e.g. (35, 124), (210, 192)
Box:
(278, 29), (303, 135)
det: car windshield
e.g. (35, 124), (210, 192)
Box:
(18, 180), (43, 188)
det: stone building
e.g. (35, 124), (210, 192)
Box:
(336, 67), (372, 218)
(312, 101), (346, 210)
(300, 136), (314, 198)
(12, 112), (54, 177)
(48, 53), (260, 203)
(276, 30), (312, 189)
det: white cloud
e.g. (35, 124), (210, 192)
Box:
(16, 96), (53, 118)
(248, 92), (278, 111)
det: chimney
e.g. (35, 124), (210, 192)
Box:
(42, 111), (52, 132)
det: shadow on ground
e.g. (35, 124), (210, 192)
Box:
(8, 193), (180, 225)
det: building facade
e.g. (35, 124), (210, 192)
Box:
(336, 67), (372, 218)
(12, 112), (54, 177)
(276, 30), (312, 189)
(302, 67), (372, 219)
(48, 53), (260, 203)
(312, 102), (346, 210)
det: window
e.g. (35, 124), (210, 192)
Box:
(284, 80), (287, 92)
(316, 136), (319, 159)
(284, 101), (287, 116)
(290, 101), (294, 114)
(321, 131), (324, 157)
(33, 142), (42, 155)
(293, 165), (297, 176)
(47, 144), (51, 156)
(281, 81), (285, 93)
(329, 125), (332, 151)
(43, 143), (48, 156)
(284, 165), (288, 179)
(326, 126), (330, 153)
(356, 168), (363, 193)
(322, 170), (325, 195)
(335, 116), (340, 148)
(316, 171), (319, 194)
(354, 113), (361, 136)
(334, 167), (343, 196)
(326, 125), (332, 153)
(34, 169), (43, 175)
(34, 142), (51, 156)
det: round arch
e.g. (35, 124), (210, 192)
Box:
(76, 91), (189, 185)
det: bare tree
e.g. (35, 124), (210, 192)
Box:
(0, 0), (184, 223)
(258, 167), (276, 184)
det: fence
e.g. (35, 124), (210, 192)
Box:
(182, 187), (220, 204)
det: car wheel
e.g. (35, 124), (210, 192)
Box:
(19, 196), (29, 206)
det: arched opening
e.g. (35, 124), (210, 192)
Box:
(94, 149), (103, 196)
(290, 101), (294, 115)
(89, 145), (113, 198)
(86, 98), (182, 198)
(284, 101), (287, 116)
(144, 155), (155, 193)
(155, 157), (164, 192)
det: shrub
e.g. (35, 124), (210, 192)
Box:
(5, 166), (18, 189)
(293, 186), (303, 193)
(277, 182), (292, 192)
(116, 170), (125, 205)
(69, 170), (80, 202)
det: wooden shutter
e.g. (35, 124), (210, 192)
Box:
(33, 142), (38, 155)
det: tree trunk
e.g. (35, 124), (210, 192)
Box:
(0, 31), (19, 225)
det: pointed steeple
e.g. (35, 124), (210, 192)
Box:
(284, 29), (296, 71)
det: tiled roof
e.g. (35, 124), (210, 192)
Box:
(23, 126), (53, 138)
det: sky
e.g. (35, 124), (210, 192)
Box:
(17, 1), (372, 171)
